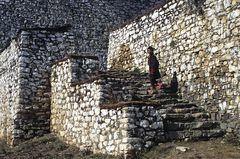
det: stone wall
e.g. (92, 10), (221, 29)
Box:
(51, 57), (165, 156)
(0, 39), (20, 144)
(0, 0), (163, 66)
(0, 29), (76, 144)
(108, 0), (240, 117)
(15, 29), (75, 144)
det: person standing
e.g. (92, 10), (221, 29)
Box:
(147, 46), (161, 95)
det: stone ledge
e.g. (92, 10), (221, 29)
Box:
(70, 70), (147, 86)
(70, 75), (101, 86)
(19, 24), (72, 33)
(52, 54), (99, 67)
(100, 100), (169, 109)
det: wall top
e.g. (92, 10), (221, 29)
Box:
(110, 0), (171, 32)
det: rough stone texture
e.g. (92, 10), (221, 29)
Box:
(0, 29), (75, 145)
(108, 0), (240, 117)
(0, 0), (163, 69)
(0, 0), (238, 155)
(51, 57), (165, 156)
(0, 39), (20, 145)
(50, 57), (224, 156)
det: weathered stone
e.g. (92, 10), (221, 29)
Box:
(140, 120), (150, 128)
(108, 0), (239, 119)
(1, 0), (239, 157)
(151, 122), (163, 129)
(176, 146), (190, 152)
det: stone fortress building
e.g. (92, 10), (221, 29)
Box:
(0, 0), (163, 144)
(0, 0), (239, 157)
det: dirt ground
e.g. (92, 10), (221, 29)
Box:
(1, 134), (240, 159)
(141, 138), (240, 159)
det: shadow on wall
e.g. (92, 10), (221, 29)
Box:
(178, 49), (239, 118)
(109, 44), (134, 71)
(162, 71), (179, 94)
(187, 0), (205, 15)
(170, 71), (178, 93)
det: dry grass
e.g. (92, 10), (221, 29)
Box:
(141, 138), (240, 159)
(0, 134), (116, 159)
(1, 134), (240, 159)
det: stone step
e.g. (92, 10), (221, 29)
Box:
(136, 85), (173, 91)
(133, 85), (166, 90)
(146, 98), (185, 105)
(165, 112), (210, 122)
(154, 93), (179, 99)
(163, 103), (198, 109)
(165, 129), (224, 141)
(132, 94), (153, 100)
(147, 99), (192, 107)
(165, 121), (221, 131)
(135, 88), (178, 95)
(134, 90), (149, 95)
(166, 107), (204, 114)
(133, 93), (179, 101)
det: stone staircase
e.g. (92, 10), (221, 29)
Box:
(164, 104), (223, 141)
(107, 70), (224, 141)
(98, 70), (224, 141)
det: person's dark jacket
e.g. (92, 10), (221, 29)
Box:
(148, 54), (160, 79)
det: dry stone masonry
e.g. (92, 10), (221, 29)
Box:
(51, 57), (166, 155)
(0, 39), (20, 145)
(50, 56), (224, 156)
(0, 28), (75, 145)
(0, 0), (163, 148)
(0, 0), (162, 66)
(0, 0), (239, 158)
(108, 0), (240, 118)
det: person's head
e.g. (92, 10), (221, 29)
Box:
(147, 46), (154, 55)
